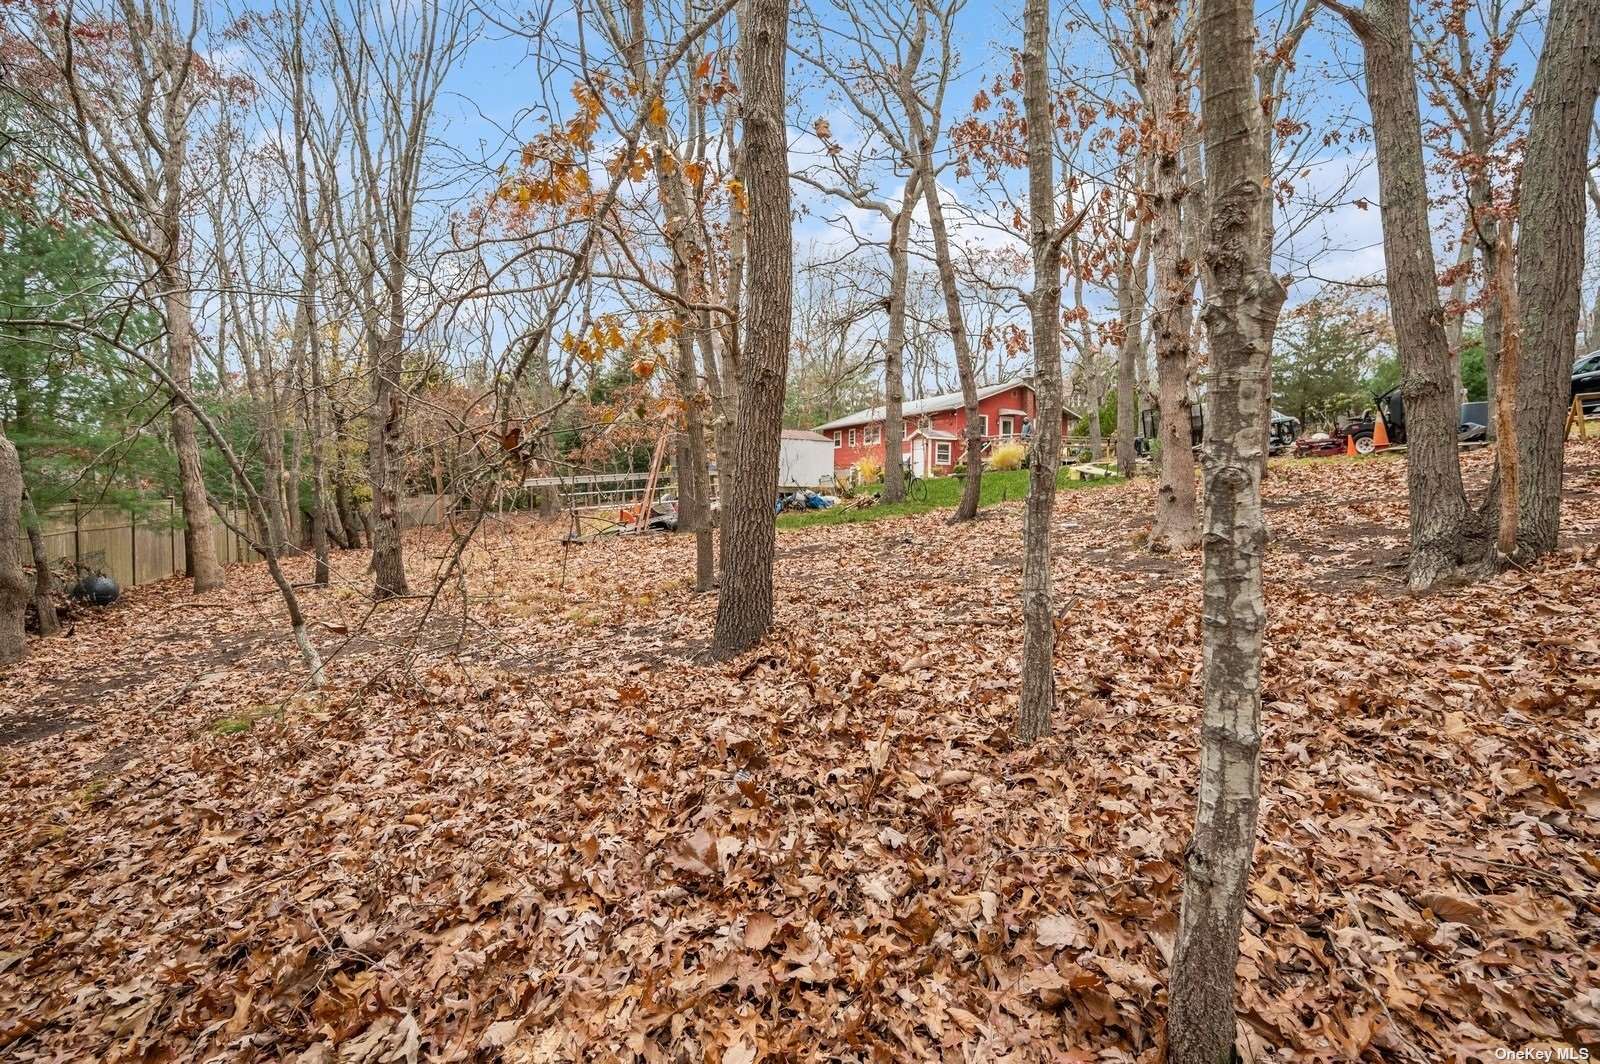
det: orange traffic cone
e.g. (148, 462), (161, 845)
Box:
(1372, 415), (1390, 449)
(1346, 433), (1357, 456)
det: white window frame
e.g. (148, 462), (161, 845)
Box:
(848, 428), (857, 447)
(935, 441), (952, 465)
(1000, 415), (1015, 438)
(833, 431), (842, 448)
(977, 414), (989, 438)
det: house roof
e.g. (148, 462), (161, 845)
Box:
(910, 428), (960, 441)
(813, 379), (1033, 433)
(781, 428), (832, 442)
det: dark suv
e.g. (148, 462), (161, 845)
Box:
(1575, 352), (1600, 413)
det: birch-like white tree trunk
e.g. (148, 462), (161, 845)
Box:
(1166, 0), (1285, 1048)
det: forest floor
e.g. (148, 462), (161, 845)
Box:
(3, 444), (1599, 1063)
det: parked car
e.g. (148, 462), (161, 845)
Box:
(1574, 352), (1600, 413)
(1135, 406), (1300, 455)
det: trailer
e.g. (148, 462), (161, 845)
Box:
(778, 429), (835, 489)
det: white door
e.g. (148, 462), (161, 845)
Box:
(909, 441), (928, 477)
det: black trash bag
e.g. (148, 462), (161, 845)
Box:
(70, 574), (120, 606)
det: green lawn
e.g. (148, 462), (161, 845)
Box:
(777, 467), (1123, 529)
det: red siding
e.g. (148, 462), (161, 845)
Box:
(822, 385), (1066, 473)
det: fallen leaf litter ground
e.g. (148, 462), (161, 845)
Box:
(2, 446), (1599, 1062)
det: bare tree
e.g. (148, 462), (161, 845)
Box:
(882, 173), (921, 501)
(599, 0), (717, 591)
(1016, 0), (1066, 744)
(278, 0), (339, 586)
(321, 0), (468, 600)
(1112, 220), (1149, 479)
(795, 0), (987, 519)
(1417, 0), (1539, 440)
(898, 5), (985, 520)
(793, 144), (922, 501)
(712, 0), (791, 657)
(1322, 0), (1483, 589)
(6, 0), (228, 592)
(1146, 0), (1200, 552)
(1166, 0), (1286, 1050)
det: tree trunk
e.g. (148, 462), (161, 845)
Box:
(1016, 0), (1063, 744)
(1443, 226), (1473, 428)
(712, 131), (747, 531)
(622, 0), (715, 591)
(335, 440), (365, 551)
(0, 435), (30, 665)
(1114, 264), (1143, 477)
(1512, 0), (1600, 556)
(882, 172), (920, 503)
(1475, 188), (1502, 442)
(305, 309), (332, 585)
(1494, 223), (1521, 560)
(899, 32), (984, 520)
(674, 325), (714, 593)
(1114, 228), (1149, 477)
(1332, 0), (1477, 589)
(1149, 3), (1201, 553)
(529, 328), (562, 519)
(712, 0), (790, 658)
(1166, 0), (1285, 1050)
(367, 307), (410, 599)
(919, 182), (984, 520)
(21, 490), (59, 637)
(161, 264), (225, 593)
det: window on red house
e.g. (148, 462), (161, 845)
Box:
(977, 414), (988, 437)
(935, 442), (951, 465)
(866, 425), (880, 444)
(833, 431), (842, 448)
(848, 428), (857, 446)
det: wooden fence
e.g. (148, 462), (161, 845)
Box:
(13, 493), (451, 590)
(521, 471), (679, 511)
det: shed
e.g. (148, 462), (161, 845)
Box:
(778, 429), (835, 488)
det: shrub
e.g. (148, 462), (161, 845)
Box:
(987, 442), (1026, 470)
(852, 454), (884, 484)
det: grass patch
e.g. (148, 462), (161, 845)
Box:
(778, 467), (1122, 529)
(211, 704), (285, 736)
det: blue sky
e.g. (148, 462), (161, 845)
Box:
(205, 0), (1560, 390)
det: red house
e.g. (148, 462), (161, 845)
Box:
(814, 379), (1078, 477)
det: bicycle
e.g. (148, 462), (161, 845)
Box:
(902, 465), (930, 503)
